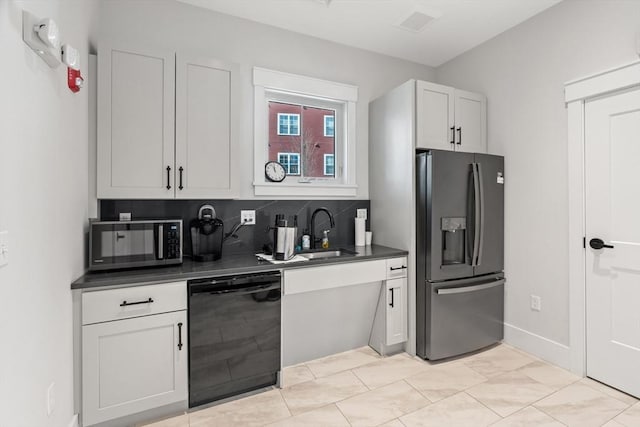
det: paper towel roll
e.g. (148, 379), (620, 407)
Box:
(355, 217), (366, 246)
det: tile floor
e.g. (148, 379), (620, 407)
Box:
(142, 344), (640, 427)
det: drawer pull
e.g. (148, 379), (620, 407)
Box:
(390, 266), (407, 271)
(177, 322), (183, 350)
(119, 298), (154, 307)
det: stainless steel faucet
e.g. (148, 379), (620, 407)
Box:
(310, 207), (335, 249)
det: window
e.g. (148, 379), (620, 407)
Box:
(324, 115), (335, 137)
(324, 154), (334, 176)
(254, 67), (358, 197)
(278, 152), (300, 175)
(277, 113), (300, 135)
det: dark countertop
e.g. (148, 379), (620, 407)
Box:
(71, 244), (408, 290)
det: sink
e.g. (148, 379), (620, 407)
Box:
(298, 248), (358, 260)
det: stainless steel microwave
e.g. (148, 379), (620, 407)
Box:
(89, 219), (183, 271)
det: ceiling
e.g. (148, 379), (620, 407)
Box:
(176, 0), (562, 67)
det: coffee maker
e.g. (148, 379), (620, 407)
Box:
(273, 214), (297, 261)
(190, 205), (224, 261)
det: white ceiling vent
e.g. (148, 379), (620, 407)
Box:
(396, 10), (437, 33)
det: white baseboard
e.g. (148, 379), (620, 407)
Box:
(68, 414), (79, 427)
(504, 323), (572, 371)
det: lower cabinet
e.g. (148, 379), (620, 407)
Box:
(385, 278), (407, 345)
(370, 257), (408, 355)
(81, 283), (188, 426)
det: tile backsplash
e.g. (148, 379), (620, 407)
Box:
(99, 199), (370, 256)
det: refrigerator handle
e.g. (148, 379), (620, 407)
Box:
(436, 279), (504, 295)
(476, 162), (485, 266)
(472, 163), (481, 266)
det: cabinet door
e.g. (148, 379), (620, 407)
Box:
(415, 81), (455, 150)
(175, 54), (239, 199)
(82, 311), (187, 426)
(97, 45), (175, 199)
(454, 89), (487, 153)
(386, 278), (407, 345)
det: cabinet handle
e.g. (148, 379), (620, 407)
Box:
(119, 297), (154, 307)
(456, 127), (462, 145)
(166, 166), (172, 190)
(178, 167), (184, 190)
(389, 288), (394, 308)
(390, 266), (407, 271)
(450, 126), (455, 145)
(177, 322), (183, 350)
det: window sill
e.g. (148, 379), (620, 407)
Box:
(253, 182), (358, 197)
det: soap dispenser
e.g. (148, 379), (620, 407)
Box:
(321, 230), (330, 249)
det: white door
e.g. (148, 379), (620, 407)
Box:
(585, 87), (640, 398)
(453, 89), (487, 153)
(97, 45), (176, 199)
(82, 311), (188, 426)
(175, 54), (239, 199)
(386, 277), (407, 345)
(415, 81), (455, 150)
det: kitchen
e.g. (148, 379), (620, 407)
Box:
(2, 1), (640, 426)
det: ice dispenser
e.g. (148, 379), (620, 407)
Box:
(441, 217), (466, 265)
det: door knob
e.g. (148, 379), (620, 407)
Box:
(589, 238), (614, 250)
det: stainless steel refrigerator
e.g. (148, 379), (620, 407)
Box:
(416, 150), (505, 360)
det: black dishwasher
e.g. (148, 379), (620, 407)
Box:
(188, 271), (281, 408)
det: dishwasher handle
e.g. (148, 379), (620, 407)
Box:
(190, 281), (280, 296)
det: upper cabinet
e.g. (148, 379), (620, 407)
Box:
(97, 45), (239, 199)
(175, 54), (238, 199)
(415, 81), (486, 153)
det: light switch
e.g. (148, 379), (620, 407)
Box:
(0, 231), (8, 267)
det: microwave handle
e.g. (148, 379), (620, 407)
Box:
(157, 224), (164, 260)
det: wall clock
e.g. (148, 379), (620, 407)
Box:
(265, 161), (286, 182)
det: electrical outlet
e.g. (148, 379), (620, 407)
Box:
(241, 210), (256, 225)
(119, 212), (131, 221)
(356, 209), (368, 220)
(46, 382), (55, 417)
(530, 295), (542, 312)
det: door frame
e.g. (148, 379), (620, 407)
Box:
(565, 60), (640, 376)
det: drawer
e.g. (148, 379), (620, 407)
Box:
(386, 257), (408, 279)
(82, 281), (187, 325)
(284, 260), (386, 295)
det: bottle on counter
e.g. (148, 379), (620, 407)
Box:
(321, 230), (330, 249)
(301, 229), (311, 250)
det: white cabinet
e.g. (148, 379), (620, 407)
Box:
(97, 45), (175, 199)
(81, 282), (187, 426)
(415, 81), (486, 153)
(370, 257), (408, 355)
(175, 54), (238, 199)
(97, 45), (238, 199)
(385, 278), (407, 345)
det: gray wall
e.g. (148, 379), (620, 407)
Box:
(0, 1), (97, 426)
(97, 0), (436, 200)
(436, 0), (640, 356)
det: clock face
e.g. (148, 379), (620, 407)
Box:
(265, 161), (286, 182)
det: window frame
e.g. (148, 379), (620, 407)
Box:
(277, 113), (300, 136)
(253, 67), (358, 197)
(324, 115), (335, 137)
(278, 152), (301, 176)
(324, 153), (335, 176)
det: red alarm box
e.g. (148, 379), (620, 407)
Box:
(67, 67), (83, 93)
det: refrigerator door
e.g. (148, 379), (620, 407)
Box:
(417, 150), (475, 282)
(416, 274), (505, 360)
(473, 153), (505, 276)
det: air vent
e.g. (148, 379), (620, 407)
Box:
(397, 11), (435, 33)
